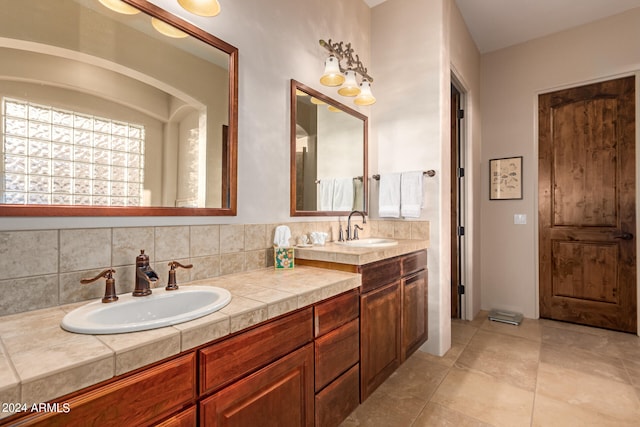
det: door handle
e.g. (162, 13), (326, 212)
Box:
(614, 232), (634, 240)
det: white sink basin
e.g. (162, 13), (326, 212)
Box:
(336, 238), (398, 248)
(61, 286), (232, 334)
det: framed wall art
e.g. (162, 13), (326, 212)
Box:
(489, 156), (523, 200)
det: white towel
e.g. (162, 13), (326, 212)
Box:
(401, 171), (424, 218)
(378, 173), (401, 218)
(318, 179), (334, 211)
(332, 177), (354, 211)
(352, 178), (364, 211)
(273, 225), (291, 247)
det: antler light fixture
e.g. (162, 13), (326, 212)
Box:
(319, 39), (376, 106)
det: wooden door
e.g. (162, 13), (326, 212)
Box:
(359, 280), (401, 401)
(451, 84), (462, 318)
(539, 76), (636, 333)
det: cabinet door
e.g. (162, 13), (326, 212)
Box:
(200, 344), (314, 427)
(402, 269), (428, 360)
(359, 280), (401, 401)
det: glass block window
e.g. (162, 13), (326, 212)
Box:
(1, 98), (145, 206)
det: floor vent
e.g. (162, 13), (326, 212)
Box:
(488, 309), (523, 326)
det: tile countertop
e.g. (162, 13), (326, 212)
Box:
(294, 238), (429, 266)
(0, 266), (361, 418)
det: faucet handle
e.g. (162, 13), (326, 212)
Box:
(353, 224), (363, 240)
(81, 269), (118, 303)
(166, 261), (193, 291)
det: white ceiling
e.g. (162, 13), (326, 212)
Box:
(364, 0), (640, 53)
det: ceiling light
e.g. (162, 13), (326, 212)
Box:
(98, 0), (140, 15)
(178, 0), (221, 17)
(319, 39), (375, 105)
(151, 18), (188, 38)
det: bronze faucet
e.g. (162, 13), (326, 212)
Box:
(81, 269), (118, 303)
(133, 250), (158, 297)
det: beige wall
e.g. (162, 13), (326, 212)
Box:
(480, 8), (640, 319)
(369, 0), (481, 355)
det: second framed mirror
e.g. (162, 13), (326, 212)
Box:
(290, 80), (368, 216)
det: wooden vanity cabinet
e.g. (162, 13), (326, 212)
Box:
(5, 291), (366, 427)
(359, 250), (428, 401)
(313, 290), (360, 427)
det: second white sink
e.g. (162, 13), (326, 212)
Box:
(61, 286), (232, 334)
(336, 238), (398, 248)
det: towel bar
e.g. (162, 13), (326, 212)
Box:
(372, 170), (435, 180)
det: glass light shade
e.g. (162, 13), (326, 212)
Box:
(178, 0), (221, 17)
(337, 70), (361, 97)
(327, 105), (341, 112)
(354, 79), (376, 106)
(295, 89), (308, 97)
(320, 56), (345, 87)
(98, 0), (140, 15)
(310, 97), (326, 105)
(151, 18), (189, 38)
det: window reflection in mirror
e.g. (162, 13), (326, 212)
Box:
(0, 0), (238, 216)
(290, 80), (368, 216)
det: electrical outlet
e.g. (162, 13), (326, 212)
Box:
(514, 214), (527, 225)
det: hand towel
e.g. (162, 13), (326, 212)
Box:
(318, 179), (334, 211)
(378, 173), (401, 218)
(401, 171), (424, 218)
(332, 177), (354, 211)
(352, 178), (364, 211)
(273, 225), (291, 247)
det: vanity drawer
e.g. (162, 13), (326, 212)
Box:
(314, 318), (360, 392)
(359, 257), (401, 292)
(401, 250), (427, 276)
(199, 307), (313, 395)
(315, 364), (360, 427)
(314, 289), (359, 337)
(11, 353), (196, 427)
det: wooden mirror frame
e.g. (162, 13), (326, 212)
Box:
(0, 0), (238, 217)
(290, 80), (368, 217)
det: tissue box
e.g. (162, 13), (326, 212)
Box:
(274, 247), (294, 269)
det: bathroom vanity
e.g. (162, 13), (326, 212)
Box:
(0, 240), (427, 427)
(296, 242), (428, 401)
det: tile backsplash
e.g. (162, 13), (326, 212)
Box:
(0, 220), (429, 317)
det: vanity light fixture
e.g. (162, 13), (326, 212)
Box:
(178, 0), (221, 17)
(319, 39), (375, 106)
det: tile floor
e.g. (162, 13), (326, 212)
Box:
(341, 312), (640, 426)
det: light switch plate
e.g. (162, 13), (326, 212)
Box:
(514, 214), (527, 225)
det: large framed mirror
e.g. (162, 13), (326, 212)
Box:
(0, 0), (237, 216)
(290, 80), (368, 216)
